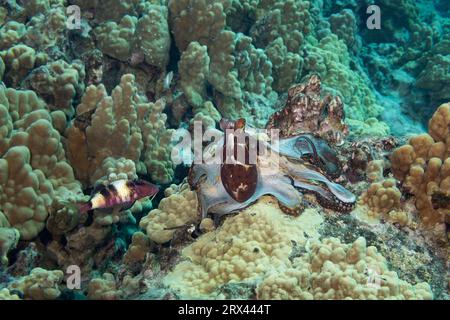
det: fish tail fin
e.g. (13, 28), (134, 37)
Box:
(79, 202), (92, 214)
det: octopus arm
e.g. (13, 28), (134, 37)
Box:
(284, 160), (355, 204)
(189, 163), (221, 186)
(197, 178), (236, 219)
(275, 136), (314, 159)
(255, 174), (303, 209)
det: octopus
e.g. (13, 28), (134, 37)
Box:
(188, 118), (356, 220)
(267, 74), (349, 146)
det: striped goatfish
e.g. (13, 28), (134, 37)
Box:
(79, 179), (159, 214)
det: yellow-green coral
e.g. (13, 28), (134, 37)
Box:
(95, 16), (138, 62)
(0, 227), (20, 265)
(88, 273), (121, 300)
(0, 44), (47, 86)
(95, 5), (170, 69)
(140, 182), (199, 244)
(391, 103), (450, 226)
(124, 231), (150, 265)
(164, 198), (430, 299)
(354, 160), (410, 227)
(91, 157), (138, 186)
(138, 98), (175, 184)
(169, 0), (277, 127)
(0, 146), (53, 240)
(178, 41), (210, 108)
(67, 74), (174, 185)
(0, 21), (26, 50)
(304, 34), (383, 122)
(24, 59), (85, 116)
(0, 87), (83, 239)
(8, 267), (64, 300)
(0, 288), (21, 300)
(256, 237), (432, 300)
(163, 197), (321, 298)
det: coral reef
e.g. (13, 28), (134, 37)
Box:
(353, 159), (411, 227)
(0, 86), (84, 240)
(8, 267), (64, 300)
(66, 74), (175, 185)
(164, 198), (433, 300)
(256, 236), (432, 300)
(391, 103), (450, 227)
(140, 182), (199, 244)
(0, 0), (447, 301)
(0, 227), (19, 265)
(0, 288), (21, 300)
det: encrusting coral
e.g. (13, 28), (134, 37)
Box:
(354, 160), (411, 227)
(66, 74), (175, 186)
(0, 227), (20, 265)
(94, 4), (170, 70)
(8, 267), (64, 300)
(256, 237), (433, 300)
(164, 197), (432, 299)
(0, 87), (84, 240)
(391, 103), (450, 227)
(22, 59), (86, 117)
(140, 182), (199, 244)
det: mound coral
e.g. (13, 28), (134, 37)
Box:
(391, 103), (450, 227)
(0, 288), (21, 300)
(94, 5), (170, 69)
(66, 74), (175, 185)
(0, 44), (47, 86)
(0, 87), (83, 240)
(123, 231), (150, 265)
(178, 41), (210, 108)
(169, 0), (277, 128)
(0, 227), (20, 265)
(163, 198), (312, 298)
(354, 160), (411, 227)
(164, 198), (432, 299)
(256, 237), (433, 300)
(88, 273), (121, 300)
(8, 267), (64, 300)
(304, 34), (383, 123)
(22, 59), (86, 117)
(140, 182), (199, 244)
(87, 272), (142, 300)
